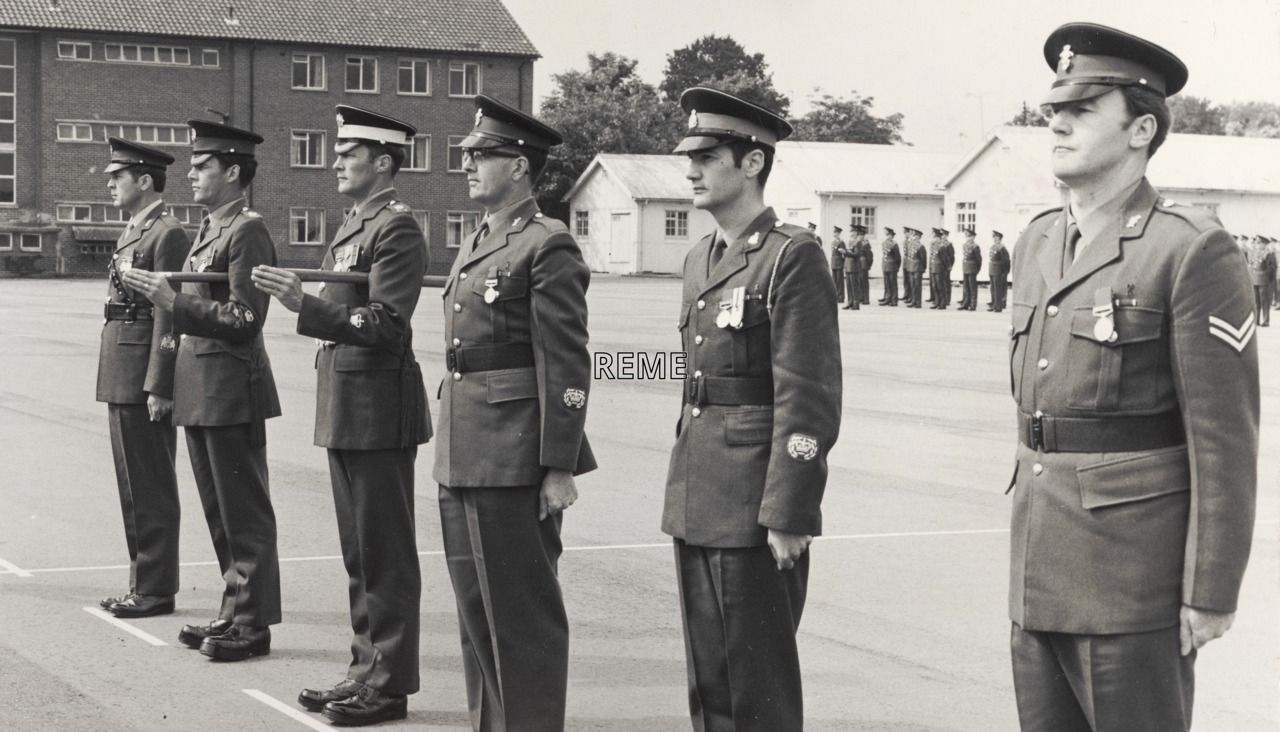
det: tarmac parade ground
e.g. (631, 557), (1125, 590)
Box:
(0, 275), (1275, 731)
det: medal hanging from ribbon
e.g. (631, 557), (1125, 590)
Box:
(1092, 287), (1118, 343)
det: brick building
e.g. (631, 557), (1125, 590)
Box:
(0, 0), (539, 276)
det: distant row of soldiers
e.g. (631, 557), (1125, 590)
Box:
(1241, 234), (1278, 328)
(825, 225), (1010, 312)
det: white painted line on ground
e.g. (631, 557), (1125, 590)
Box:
(242, 689), (333, 732)
(0, 556), (33, 577)
(82, 607), (168, 646)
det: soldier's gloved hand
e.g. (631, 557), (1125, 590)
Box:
(1180, 605), (1235, 656)
(146, 394), (173, 422)
(767, 528), (813, 571)
(251, 265), (304, 313)
(539, 468), (577, 521)
(121, 269), (177, 311)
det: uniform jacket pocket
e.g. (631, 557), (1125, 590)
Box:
(472, 274), (529, 302)
(1068, 306), (1165, 410)
(486, 368), (538, 403)
(723, 407), (773, 445)
(1077, 445), (1190, 509)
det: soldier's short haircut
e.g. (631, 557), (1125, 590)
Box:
(213, 153), (258, 187)
(360, 141), (407, 176)
(725, 139), (774, 187)
(521, 148), (548, 183)
(126, 166), (167, 193)
(1119, 86), (1172, 158)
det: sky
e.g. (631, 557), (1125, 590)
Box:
(498, 0), (1280, 153)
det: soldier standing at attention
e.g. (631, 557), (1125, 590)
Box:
(879, 226), (901, 306)
(1007, 23), (1259, 731)
(842, 224), (860, 309)
(987, 230), (1010, 312)
(830, 225), (846, 304)
(855, 227), (874, 305)
(665, 87), (842, 731)
(959, 228), (983, 311)
(96, 138), (189, 620)
(252, 106), (430, 726)
(928, 229), (944, 309)
(910, 229), (929, 308)
(1246, 235), (1275, 327)
(939, 229), (956, 309)
(901, 227), (917, 306)
(436, 95), (594, 731)
(123, 121), (282, 662)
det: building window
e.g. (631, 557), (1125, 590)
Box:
(290, 208), (326, 245)
(57, 123), (93, 141)
(104, 43), (190, 65)
(291, 130), (326, 168)
(102, 123), (190, 146)
(20, 233), (40, 251)
(292, 53), (325, 90)
(56, 204), (92, 222)
(0, 232), (10, 250)
(447, 136), (467, 171)
(57, 41), (92, 60)
(447, 211), (481, 248)
(664, 210), (688, 239)
(345, 56), (378, 93)
(398, 59), (431, 95)
(850, 206), (876, 234)
(415, 212), (430, 247)
(574, 211), (589, 237)
(167, 204), (204, 224)
(201, 49), (219, 67)
(401, 135), (430, 172)
(101, 205), (127, 223)
(956, 201), (976, 233)
(0, 39), (14, 205)
(448, 61), (480, 96)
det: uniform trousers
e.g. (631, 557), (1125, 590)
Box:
(185, 423), (281, 626)
(990, 276), (1008, 311)
(329, 447), (420, 695)
(902, 269), (913, 303)
(844, 270), (859, 308)
(1254, 282), (1273, 325)
(831, 268), (844, 303)
(439, 484), (568, 732)
(911, 273), (926, 307)
(858, 269), (870, 304)
(943, 274), (953, 306)
(961, 273), (978, 310)
(108, 404), (180, 595)
(1011, 622), (1194, 732)
(882, 270), (898, 304)
(675, 540), (808, 732)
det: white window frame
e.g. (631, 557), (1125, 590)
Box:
(447, 135), (467, 172)
(57, 122), (93, 142)
(1, 39), (15, 206)
(664, 210), (688, 239)
(100, 122), (190, 146)
(448, 61), (480, 97)
(956, 202), (976, 233)
(292, 53), (326, 90)
(290, 130), (326, 168)
(201, 49), (220, 67)
(403, 135), (430, 172)
(289, 208), (326, 245)
(850, 206), (877, 234)
(397, 58), (432, 96)
(104, 43), (191, 66)
(447, 211), (481, 248)
(574, 210), (589, 238)
(167, 204), (203, 224)
(56, 203), (92, 222)
(414, 211), (430, 248)
(57, 41), (92, 60)
(345, 56), (379, 93)
(101, 205), (127, 223)
(20, 233), (41, 251)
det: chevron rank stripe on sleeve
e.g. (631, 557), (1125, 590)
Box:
(1208, 312), (1257, 353)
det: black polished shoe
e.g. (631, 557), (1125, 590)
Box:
(200, 625), (270, 661)
(323, 686), (408, 727)
(100, 590), (134, 610)
(109, 594), (174, 619)
(299, 679), (365, 713)
(178, 618), (234, 649)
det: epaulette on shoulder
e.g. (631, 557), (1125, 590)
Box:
(1028, 206), (1063, 226)
(770, 220), (812, 241)
(1152, 197), (1222, 233)
(529, 211), (568, 233)
(389, 202), (412, 214)
(158, 213), (181, 226)
(240, 207), (262, 219)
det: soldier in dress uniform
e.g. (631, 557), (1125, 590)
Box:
(436, 95), (594, 731)
(842, 224), (860, 309)
(987, 230), (1010, 312)
(879, 226), (901, 306)
(855, 227), (874, 304)
(1271, 236), (1280, 309)
(123, 120), (282, 663)
(901, 228), (917, 306)
(940, 229), (956, 308)
(252, 106), (430, 725)
(928, 229), (945, 309)
(830, 225), (846, 303)
(959, 228), (983, 311)
(666, 87), (842, 731)
(910, 229), (929, 308)
(1246, 235), (1275, 326)
(96, 138), (189, 620)
(1007, 23), (1259, 731)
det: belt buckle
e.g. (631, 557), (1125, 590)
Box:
(446, 348), (458, 372)
(122, 304), (136, 324)
(1030, 410), (1045, 450)
(687, 373), (704, 406)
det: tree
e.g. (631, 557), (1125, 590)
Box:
(660, 35), (789, 115)
(536, 53), (680, 218)
(1222, 101), (1280, 138)
(1168, 95), (1226, 135)
(789, 91), (906, 144)
(1009, 101), (1048, 127)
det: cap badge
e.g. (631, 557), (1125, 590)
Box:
(335, 113), (344, 126)
(688, 109), (699, 130)
(475, 108), (483, 127)
(1057, 45), (1074, 74)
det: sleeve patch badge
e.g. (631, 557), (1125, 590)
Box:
(242, 308), (255, 323)
(1208, 312), (1256, 353)
(159, 334), (176, 352)
(350, 313), (364, 329)
(787, 433), (819, 462)
(563, 388), (587, 410)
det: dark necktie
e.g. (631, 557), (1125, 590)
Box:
(195, 217), (211, 247)
(709, 238), (727, 269)
(1065, 222), (1082, 266)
